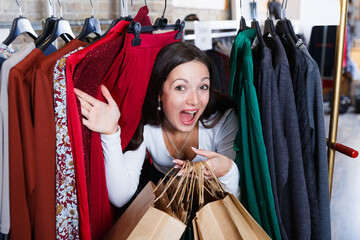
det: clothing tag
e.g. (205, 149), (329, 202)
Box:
(194, 22), (212, 51)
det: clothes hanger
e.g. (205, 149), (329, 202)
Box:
(38, 0), (75, 51)
(34, 0), (57, 47)
(263, 0), (276, 38)
(283, 0), (299, 43)
(2, 0), (38, 45)
(238, 0), (247, 33)
(76, 0), (102, 41)
(127, 0), (185, 46)
(275, 0), (296, 47)
(104, 0), (133, 35)
(250, 0), (267, 48)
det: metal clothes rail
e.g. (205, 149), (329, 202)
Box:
(327, 0), (359, 198)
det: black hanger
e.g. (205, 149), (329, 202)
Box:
(34, 0), (57, 47)
(275, 0), (296, 47)
(238, 0), (247, 33)
(263, 18), (276, 37)
(2, 0), (38, 45)
(34, 16), (57, 47)
(263, 0), (276, 38)
(251, 20), (266, 48)
(103, 0), (133, 35)
(239, 17), (247, 32)
(250, 0), (266, 48)
(281, 0), (299, 43)
(38, 0), (75, 51)
(128, 19), (184, 46)
(285, 18), (299, 43)
(127, 0), (184, 46)
(76, 17), (102, 41)
(76, 0), (102, 41)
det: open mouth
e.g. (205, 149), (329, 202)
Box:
(180, 110), (198, 124)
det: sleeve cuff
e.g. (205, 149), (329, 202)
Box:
(218, 161), (237, 183)
(100, 125), (120, 142)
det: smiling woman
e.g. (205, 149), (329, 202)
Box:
(74, 41), (240, 208)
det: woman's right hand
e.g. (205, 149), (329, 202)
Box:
(74, 85), (120, 135)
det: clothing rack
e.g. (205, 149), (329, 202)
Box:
(327, 0), (359, 197)
(0, 20), (113, 31)
(183, 20), (238, 50)
(182, 13), (359, 197)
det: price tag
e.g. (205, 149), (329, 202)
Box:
(194, 22), (212, 51)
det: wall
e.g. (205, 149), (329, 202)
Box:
(0, 0), (230, 25)
(0, 0), (230, 49)
(0, 0), (120, 22)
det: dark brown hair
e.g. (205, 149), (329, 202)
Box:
(125, 42), (236, 151)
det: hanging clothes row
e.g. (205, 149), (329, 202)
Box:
(228, 3), (331, 240)
(0, 4), (184, 240)
(205, 38), (233, 95)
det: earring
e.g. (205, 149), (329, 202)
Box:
(157, 100), (162, 111)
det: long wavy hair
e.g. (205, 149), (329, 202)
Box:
(125, 42), (236, 151)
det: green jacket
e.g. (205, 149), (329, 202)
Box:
(229, 28), (281, 240)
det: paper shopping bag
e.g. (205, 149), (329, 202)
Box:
(103, 181), (186, 240)
(195, 193), (271, 240)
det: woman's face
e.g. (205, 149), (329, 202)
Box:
(160, 60), (210, 133)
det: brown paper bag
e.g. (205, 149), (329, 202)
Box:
(103, 181), (186, 240)
(192, 219), (201, 240)
(195, 193), (271, 240)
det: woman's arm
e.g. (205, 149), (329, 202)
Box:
(75, 86), (146, 207)
(215, 109), (240, 198)
(101, 129), (146, 207)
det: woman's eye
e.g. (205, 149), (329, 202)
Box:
(200, 85), (209, 90)
(175, 86), (186, 91)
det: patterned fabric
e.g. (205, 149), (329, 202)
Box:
(0, 43), (16, 59)
(53, 47), (83, 240)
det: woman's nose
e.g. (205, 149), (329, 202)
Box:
(187, 90), (199, 105)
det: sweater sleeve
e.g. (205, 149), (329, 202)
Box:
(216, 109), (240, 199)
(100, 127), (146, 207)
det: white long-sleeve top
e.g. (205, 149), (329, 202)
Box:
(101, 108), (240, 208)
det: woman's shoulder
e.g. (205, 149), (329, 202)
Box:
(203, 108), (238, 127)
(143, 124), (162, 141)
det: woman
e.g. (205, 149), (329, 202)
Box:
(74, 42), (240, 208)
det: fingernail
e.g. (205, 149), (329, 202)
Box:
(191, 146), (196, 150)
(173, 165), (180, 169)
(172, 160), (177, 163)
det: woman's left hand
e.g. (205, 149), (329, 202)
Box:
(172, 147), (233, 179)
(74, 85), (120, 135)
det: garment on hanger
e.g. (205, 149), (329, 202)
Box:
(8, 47), (45, 240)
(0, 43), (16, 60)
(0, 43), (35, 235)
(265, 34), (311, 240)
(7, 39), (87, 240)
(252, 44), (289, 240)
(0, 44), (17, 71)
(280, 34), (322, 239)
(228, 28), (281, 240)
(53, 47), (85, 240)
(66, 21), (130, 240)
(63, 7), (151, 240)
(205, 49), (230, 94)
(298, 39), (331, 240)
(35, 39), (88, 240)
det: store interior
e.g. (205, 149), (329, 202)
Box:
(0, 0), (359, 239)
